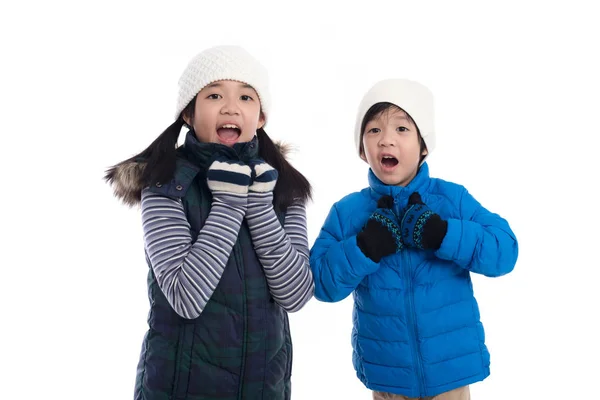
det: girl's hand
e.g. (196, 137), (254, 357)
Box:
(206, 157), (252, 194)
(248, 159), (278, 193)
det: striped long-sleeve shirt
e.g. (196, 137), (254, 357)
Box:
(141, 188), (313, 319)
(246, 192), (314, 312)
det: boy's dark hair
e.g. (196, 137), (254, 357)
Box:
(359, 102), (427, 162)
(105, 96), (312, 212)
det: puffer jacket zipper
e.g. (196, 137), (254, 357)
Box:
(404, 251), (426, 396)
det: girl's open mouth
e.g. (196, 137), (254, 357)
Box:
(217, 124), (241, 144)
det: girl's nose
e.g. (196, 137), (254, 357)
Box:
(220, 99), (240, 115)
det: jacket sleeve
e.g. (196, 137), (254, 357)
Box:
(434, 188), (519, 277)
(309, 203), (380, 302)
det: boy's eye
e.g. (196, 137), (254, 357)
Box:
(240, 95), (253, 101)
(207, 94), (222, 100)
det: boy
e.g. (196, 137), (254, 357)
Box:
(309, 79), (518, 399)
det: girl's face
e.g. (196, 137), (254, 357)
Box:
(361, 107), (427, 187)
(184, 80), (265, 146)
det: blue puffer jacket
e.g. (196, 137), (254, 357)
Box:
(309, 163), (518, 398)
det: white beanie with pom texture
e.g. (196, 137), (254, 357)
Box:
(174, 45), (271, 123)
(354, 79), (435, 161)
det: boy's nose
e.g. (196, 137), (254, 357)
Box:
(378, 130), (395, 146)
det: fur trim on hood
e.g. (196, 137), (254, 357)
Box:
(106, 141), (292, 207)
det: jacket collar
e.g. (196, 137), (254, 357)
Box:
(368, 162), (431, 204)
(181, 130), (260, 171)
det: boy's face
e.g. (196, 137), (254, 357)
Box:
(360, 108), (427, 187)
(184, 80), (265, 146)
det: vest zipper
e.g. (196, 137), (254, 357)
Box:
(234, 242), (248, 400)
(171, 325), (186, 398)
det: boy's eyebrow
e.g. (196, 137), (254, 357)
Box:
(366, 114), (409, 125)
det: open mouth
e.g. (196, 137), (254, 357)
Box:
(381, 155), (399, 168)
(217, 124), (241, 144)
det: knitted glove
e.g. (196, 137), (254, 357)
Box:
(400, 192), (448, 250)
(207, 157), (252, 194)
(248, 159), (278, 193)
(356, 195), (404, 263)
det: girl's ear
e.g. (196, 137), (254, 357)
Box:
(257, 111), (266, 130)
(421, 148), (428, 156)
(182, 113), (192, 127)
(181, 96), (197, 128)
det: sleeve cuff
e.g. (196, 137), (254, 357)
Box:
(342, 235), (380, 276)
(434, 218), (461, 261)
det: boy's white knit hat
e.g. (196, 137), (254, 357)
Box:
(355, 79), (435, 160)
(174, 45), (271, 122)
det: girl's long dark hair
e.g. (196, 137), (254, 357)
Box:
(255, 127), (312, 211)
(105, 97), (311, 212)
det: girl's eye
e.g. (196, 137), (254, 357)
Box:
(240, 95), (253, 101)
(397, 126), (409, 132)
(367, 128), (380, 134)
(207, 94), (222, 100)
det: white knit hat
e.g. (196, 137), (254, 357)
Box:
(354, 79), (435, 161)
(174, 45), (271, 122)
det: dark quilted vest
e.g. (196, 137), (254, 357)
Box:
(134, 132), (292, 400)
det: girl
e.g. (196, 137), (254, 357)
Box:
(105, 45), (313, 400)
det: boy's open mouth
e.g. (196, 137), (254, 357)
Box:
(381, 155), (399, 168)
(217, 124), (241, 144)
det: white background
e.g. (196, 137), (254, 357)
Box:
(2, 1), (599, 399)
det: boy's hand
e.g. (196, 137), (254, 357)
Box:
(356, 195), (404, 263)
(400, 192), (447, 250)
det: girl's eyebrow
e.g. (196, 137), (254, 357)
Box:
(206, 82), (255, 90)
